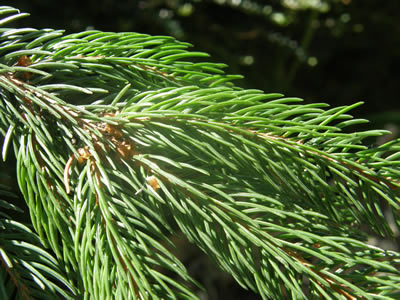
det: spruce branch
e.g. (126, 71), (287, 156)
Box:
(0, 170), (75, 299)
(0, 6), (400, 299)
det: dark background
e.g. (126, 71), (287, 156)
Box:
(5, 1), (400, 299)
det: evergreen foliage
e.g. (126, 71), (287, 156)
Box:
(1, 6), (400, 299)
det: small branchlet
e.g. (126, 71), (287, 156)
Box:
(63, 112), (135, 194)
